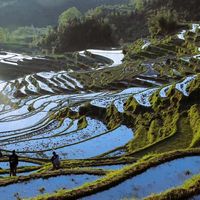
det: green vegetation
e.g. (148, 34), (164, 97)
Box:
(189, 105), (200, 147)
(58, 7), (82, 30)
(148, 9), (179, 37)
(34, 0), (200, 52)
(125, 79), (199, 156)
(130, 0), (144, 11)
(0, 26), (48, 44)
(1, 0), (200, 52)
(106, 104), (122, 129)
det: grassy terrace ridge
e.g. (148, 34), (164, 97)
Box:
(0, 166), (41, 176)
(0, 168), (107, 187)
(37, 156), (137, 172)
(29, 149), (200, 200)
(0, 157), (47, 165)
(125, 112), (192, 158)
(120, 73), (200, 158)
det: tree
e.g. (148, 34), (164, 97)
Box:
(58, 7), (82, 30)
(0, 27), (7, 42)
(130, 0), (144, 11)
(148, 9), (179, 36)
(86, 7), (105, 19)
(38, 27), (57, 49)
(56, 18), (115, 52)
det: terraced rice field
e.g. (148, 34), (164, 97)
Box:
(82, 156), (200, 200)
(0, 174), (100, 200)
(0, 23), (200, 200)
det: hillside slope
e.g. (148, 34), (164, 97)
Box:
(0, 0), (128, 27)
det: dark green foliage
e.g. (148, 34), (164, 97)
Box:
(148, 9), (179, 36)
(38, 4), (148, 52)
(145, 0), (200, 21)
(59, 19), (115, 52)
(38, 6), (119, 51)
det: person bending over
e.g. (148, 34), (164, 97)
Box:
(51, 151), (60, 170)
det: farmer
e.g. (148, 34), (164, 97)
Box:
(9, 150), (19, 176)
(0, 150), (2, 158)
(50, 151), (60, 170)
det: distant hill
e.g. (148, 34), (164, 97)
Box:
(0, 0), (128, 27)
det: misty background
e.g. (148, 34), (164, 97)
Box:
(0, 0), (128, 27)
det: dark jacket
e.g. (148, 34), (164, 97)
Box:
(51, 154), (59, 162)
(9, 154), (18, 167)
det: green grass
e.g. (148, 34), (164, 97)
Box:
(188, 104), (200, 147)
